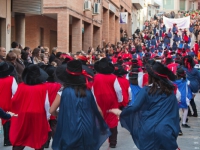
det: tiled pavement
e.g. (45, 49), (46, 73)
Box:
(0, 94), (199, 150)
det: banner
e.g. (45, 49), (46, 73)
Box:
(120, 12), (128, 24)
(163, 16), (190, 29)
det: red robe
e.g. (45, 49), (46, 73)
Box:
(194, 43), (199, 56)
(0, 76), (13, 125)
(122, 53), (132, 60)
(93, 74), (119, 128)
(167, 63), (179, 74)
(10, 83), (50, 149)
(112, 57), (118, 64)
(183, 35), (189, 42)
(45, 82), (61, 120)
(117, 77), (130, 108)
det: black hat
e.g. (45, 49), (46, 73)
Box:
(182, 55), (195, 69)
(129, 68), (140, 79)
(146, 61), (176, 82)
(22, 64), (48, 85)
(176, 67), (186, 77)
(0, 62), (14, 78)
(94, 58), (114, 74)
(55, 60), (87, 85)
(113, 64), (128, 76)
(132, 59), (140, 68)
(44, 65), (56, 82)
(165, 57), (174, 65)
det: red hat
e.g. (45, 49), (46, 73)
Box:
(78, 55), (88, 62)
(61, 54), (73, 60)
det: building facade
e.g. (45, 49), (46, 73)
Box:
(162, 0), (198, 13)
(0, 0), (134, 53)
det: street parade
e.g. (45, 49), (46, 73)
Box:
(0, 0), (200, 150)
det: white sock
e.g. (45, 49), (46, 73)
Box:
(182, 108), (188, 124)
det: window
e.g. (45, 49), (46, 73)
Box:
(163, 0), (174, 10)
(180, 0), (185, 11)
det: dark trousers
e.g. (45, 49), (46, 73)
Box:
(3, 121), (11, 145)
(188, 98), (198, 117)
(44, 119), (57, 147)
(12, 146), (44, 150)
(109, 126), (118, 146)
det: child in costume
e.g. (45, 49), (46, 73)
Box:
(174, 67), (193, 135)
(43, 65), (61, 148)
(109, 61), (180, 150)
(128, 68), (142, 105)
(0, 62), (18, 146)
(51, 60), (110, 150)
(10, 64), (50, 150)
(113, 64), (131, 109)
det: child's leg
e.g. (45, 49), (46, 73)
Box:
(182, 108), (188, 124)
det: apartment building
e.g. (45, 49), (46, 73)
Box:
(0, 0), (138, 53)
(162, 0), (198, 13)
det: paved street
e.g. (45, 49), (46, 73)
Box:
(0, 94), (199, 150)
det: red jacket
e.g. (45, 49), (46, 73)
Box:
(167, 63), (179, 74)
(45, 82), (61, 120)
(10, 83), (50, 149)
(117, 77), (130, 108)
(0, 76), (13, 125)
(93, 74), (119, 128)
(194, 43), (199, 56)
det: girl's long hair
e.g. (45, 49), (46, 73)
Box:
(148, 75), (175, 96)
(64, 84), (87, 97)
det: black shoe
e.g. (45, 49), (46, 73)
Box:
(182, 124), (190, 128)
(110, 144), (116, 148)
(4, 143), (12, 146)
(179, 130), (183, 136)
(192, 114), (198, 117)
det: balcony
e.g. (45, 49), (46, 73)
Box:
(132, 0), (144, 10)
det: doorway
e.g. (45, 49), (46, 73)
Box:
(50, 30), (57, 53)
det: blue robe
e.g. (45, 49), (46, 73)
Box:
(179, 43), (184, 48)
(172, 27), (177, 33)
(168, 32), (172, 38)
(173, 35), (179, 42)
(129, 84), (141, 105)
(184, 44), (189, 50)
(120, 87), (179, 150)
(52, 87), (111, 150)
(183, 67), (200, 93)
(172, 42), (177, 50)
(158, 51), (162, 56)
(151, 39), (156, 47)
(153, 28), (156, 35)
(156, 35), (159, 41)
(174, 79), (193, 108)
(146, 40), (151, 48)
(188, 51), (195, 58)
(159, 30), (162, 37)
(189, 26), (194, 33)
(163, 26), (166, 33)
(163, 37), (170, 47)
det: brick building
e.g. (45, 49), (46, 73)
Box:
(0, 0), (133, 53)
